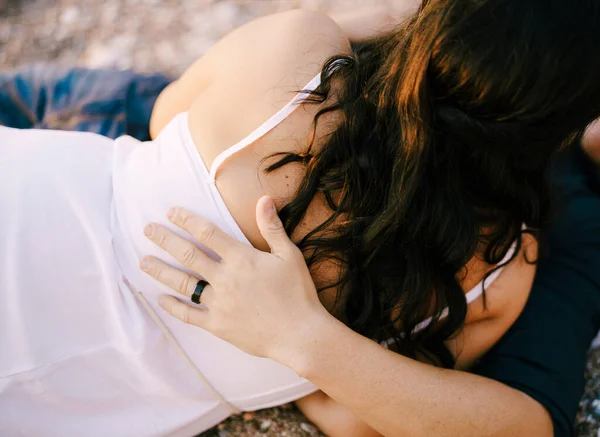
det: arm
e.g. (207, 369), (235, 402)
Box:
(150, 1), (422, 137)
(150, 9), (350, 139)
(296, 234), (539, 436)
(327, 2), (420, 43)
(294, 147), (600, 437)
(289, 311), (552, 437)
(295, 390), (383, 437)
(142, 198), (558, 437)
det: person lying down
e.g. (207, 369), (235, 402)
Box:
(2, 2), (600, 437)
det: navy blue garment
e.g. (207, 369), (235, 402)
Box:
(0, 64), (173, 140)
(475, 145), (600, 437)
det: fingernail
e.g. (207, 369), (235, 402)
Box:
(144, 224), (153, 237)
(266, 198), (276, 215)
(167, 207), (176, 220)
(140, 257), (149, 271)
(158, 295), (168, 307)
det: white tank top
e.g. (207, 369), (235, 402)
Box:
(0, 72), (517, 437)
(111, 71), (516, 407)
(110, 73), (325, 413)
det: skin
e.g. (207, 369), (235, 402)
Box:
(583, 119), (600, 166)
(326, 1), (421, 42)
(141, 201), (551, 437)
(150, 8), (536, 362)
(141, 8), (549, 437)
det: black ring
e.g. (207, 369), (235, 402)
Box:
(191, 280), (208, 304)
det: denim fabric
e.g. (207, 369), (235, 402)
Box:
(0, 64), (173, 141)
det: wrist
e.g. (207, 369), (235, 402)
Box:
(283, 310), (346, 379)
(269, 304), (336, 375)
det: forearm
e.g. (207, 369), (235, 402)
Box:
(296, 391), (382, 437)
(288, 315), (553, 437)
(145, 200), (553, 436)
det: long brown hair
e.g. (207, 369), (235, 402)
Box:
(268, 0), (600, 366)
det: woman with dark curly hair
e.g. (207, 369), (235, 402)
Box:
(1, 1), (600, 436)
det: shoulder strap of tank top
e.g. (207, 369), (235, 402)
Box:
(208, 73), (322, 180)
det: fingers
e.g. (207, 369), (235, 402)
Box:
(141, 255), (216, 308)
(144, 222), (218, 281)
(255, 196), (296, 257)
(140, 256), (199, 298)
(167, 207), (241, 260)
(158, 295), (208, 327)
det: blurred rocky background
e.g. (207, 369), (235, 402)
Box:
(2, 0), (599, 436)
(0, 0), (392, 75)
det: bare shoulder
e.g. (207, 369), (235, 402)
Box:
(449, 233), (539, 369)
(155, 10), (351, 253)
(150, 10), (350, 138)
(209, 9), (352, 85)
(188, 9), (351, 155)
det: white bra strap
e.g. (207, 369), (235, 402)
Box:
(413, 235), (520, 334)
(209, 73), (322, 180)
(134, 290), (242, 414)
(463, 237), (519, 305)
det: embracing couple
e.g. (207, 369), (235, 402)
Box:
(1, 1), (600, 436)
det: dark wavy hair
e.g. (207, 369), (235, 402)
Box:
(267, 0), (600, 367)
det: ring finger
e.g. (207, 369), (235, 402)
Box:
(140, 255), (202, 299)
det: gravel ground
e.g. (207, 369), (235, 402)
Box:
(2, 0), (599, 436)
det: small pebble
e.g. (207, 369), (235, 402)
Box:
(593, 399), (600, 416)
(259, 419), (272, 431)
(300, 422), (317, 434)
(242, 411), (255, 422)
(59, 6), (79, 25)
